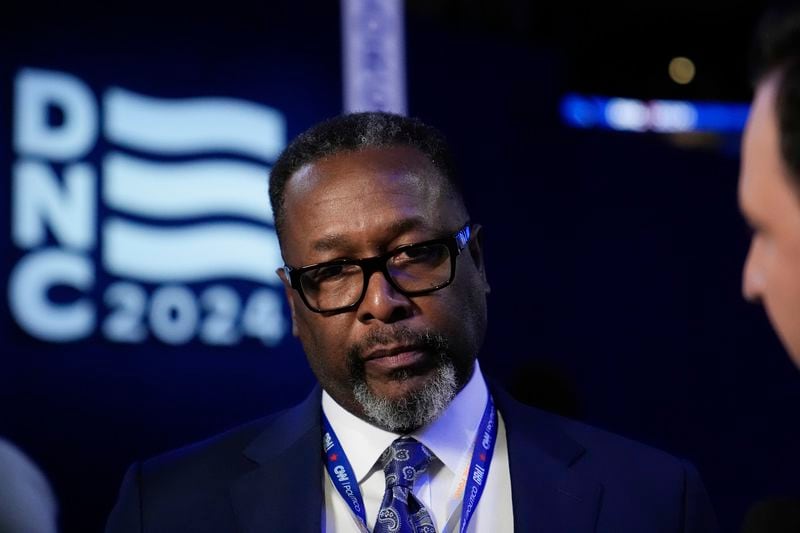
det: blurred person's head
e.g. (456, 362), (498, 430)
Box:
(740, 6), (800, 367)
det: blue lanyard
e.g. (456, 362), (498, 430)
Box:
(322, 413), (370, 529)
(322, 392), (498, 533)
(459, 393), (497, 533)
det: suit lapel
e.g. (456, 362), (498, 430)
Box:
(492, 386), (603, 533)
(230, 387), (324, 533)
(228, 382), (603, 532)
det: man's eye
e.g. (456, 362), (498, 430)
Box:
(393, 245), (445, 264)
(311, 265), (343, 282)
(308, 264), (358, 283)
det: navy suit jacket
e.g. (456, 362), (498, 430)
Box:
(106, 385), (718, 532)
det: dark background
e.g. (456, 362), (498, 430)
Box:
(3, 2), (799, 532)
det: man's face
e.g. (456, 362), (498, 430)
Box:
(278, 145), (490, 423)
(739, 73), (800, 368)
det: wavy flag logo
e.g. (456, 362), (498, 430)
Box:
(10, 67), (289, 346)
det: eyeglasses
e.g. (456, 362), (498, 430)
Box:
(282, 223), (472, 313)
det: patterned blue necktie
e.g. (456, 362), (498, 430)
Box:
(373, 437), (437, 533)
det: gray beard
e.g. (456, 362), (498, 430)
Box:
(352, 360), (458, 433)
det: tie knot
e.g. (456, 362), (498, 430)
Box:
(380, 437), (433, 489)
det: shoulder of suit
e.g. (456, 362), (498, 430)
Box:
(138, 404), (299, 483)
(496, 388), (693, 477)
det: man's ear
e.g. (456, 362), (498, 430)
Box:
(468, 224), (490, 294)
(276, 268), (300, 337)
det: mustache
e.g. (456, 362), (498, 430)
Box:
(346, 326), (449, 362)
(345, 326), (450, 383)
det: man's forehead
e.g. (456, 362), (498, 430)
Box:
(289, 145), (443, 191)
(282, 146), (454, 223)
(279, 146), (465, 260)
(308, 217), (431, 253)
(739, 74), (800, 230)
(740, 80), (777, 201)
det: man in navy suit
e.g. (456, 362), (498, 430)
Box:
(107, 112), (717, 532)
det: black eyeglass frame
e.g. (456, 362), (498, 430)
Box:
(282, 223), (472, 313)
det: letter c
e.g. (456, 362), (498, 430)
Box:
(8, 248), (94, 341)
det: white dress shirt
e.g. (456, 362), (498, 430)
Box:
(322, 361), (513, 532)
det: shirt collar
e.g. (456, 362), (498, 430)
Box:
(321, 360), (488, 482)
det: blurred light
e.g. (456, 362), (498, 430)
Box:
(605, 98), (649, 131)
(560, 94), (603, 128)
(560, 93), (749, 134)
(649, 100), (698, 132)
(669, 57), (695, 85)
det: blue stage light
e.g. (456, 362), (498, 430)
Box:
(560, 93), (749, 134)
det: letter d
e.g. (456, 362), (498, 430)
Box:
(14, 68), (97, 161)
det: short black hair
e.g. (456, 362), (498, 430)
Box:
(269, 112), (460, 241)
(751, 5), (800, 186)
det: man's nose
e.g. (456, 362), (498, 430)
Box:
(742, 240), (765, 302)
(357, 271), (413, 323)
